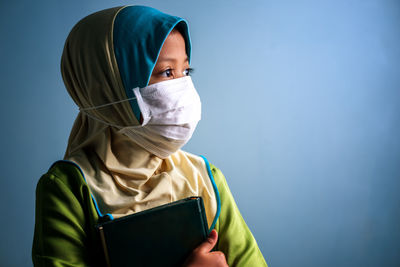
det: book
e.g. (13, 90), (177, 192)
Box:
(97, 196), (209, 267)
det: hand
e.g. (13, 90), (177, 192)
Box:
(183, 230), (229, 267)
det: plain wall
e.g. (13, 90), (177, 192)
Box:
(0, 0), (399, 266)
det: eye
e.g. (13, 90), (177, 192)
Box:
(160, 69), (173, 77)
(183, 68), (194, 76)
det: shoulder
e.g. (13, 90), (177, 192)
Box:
(201, 157), (226, 187)
(208, 163), (224, 179)
(36, 160), (88, 198)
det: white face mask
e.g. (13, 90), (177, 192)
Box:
(80, 76), (201, 158)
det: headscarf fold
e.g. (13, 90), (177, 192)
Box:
(61, 5), (217, 227)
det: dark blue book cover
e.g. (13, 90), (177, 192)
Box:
(97, 196), (209, 267)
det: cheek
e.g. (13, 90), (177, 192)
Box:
(148, 72), (171, 85)
(148, 75), (162, 85)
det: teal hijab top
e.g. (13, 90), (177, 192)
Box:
(113, 5), (192, 120)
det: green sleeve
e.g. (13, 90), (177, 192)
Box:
(32, 163), (103, 267)
(211, 164), (268, 267)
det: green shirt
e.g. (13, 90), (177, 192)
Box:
(32, 160), (267, 267)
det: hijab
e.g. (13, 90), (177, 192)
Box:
(61, 5), (217, 227)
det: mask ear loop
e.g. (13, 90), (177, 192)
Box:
(79, 96), (137, 111)
(79, 109), (122, 128)
(78, 95), (138, 128)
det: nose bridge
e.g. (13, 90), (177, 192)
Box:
(175, 68), (185, 79)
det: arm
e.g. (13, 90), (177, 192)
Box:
(32, 172), (94, 267)
(211, 165), (268, 267)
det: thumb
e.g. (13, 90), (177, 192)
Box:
(196, 230), (218, 253)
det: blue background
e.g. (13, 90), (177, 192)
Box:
(0, 0), (399, 266)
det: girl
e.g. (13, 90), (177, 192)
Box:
(32, 5), (267, 267)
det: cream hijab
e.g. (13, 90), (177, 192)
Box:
(61, 6), (217, 227)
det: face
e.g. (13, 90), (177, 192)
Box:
(148, 29), (192, 85)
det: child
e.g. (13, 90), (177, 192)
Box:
(32, 5), (268, 267)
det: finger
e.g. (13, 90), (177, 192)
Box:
(211, 251), (228, 265)
(196, 229), (218, 253)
